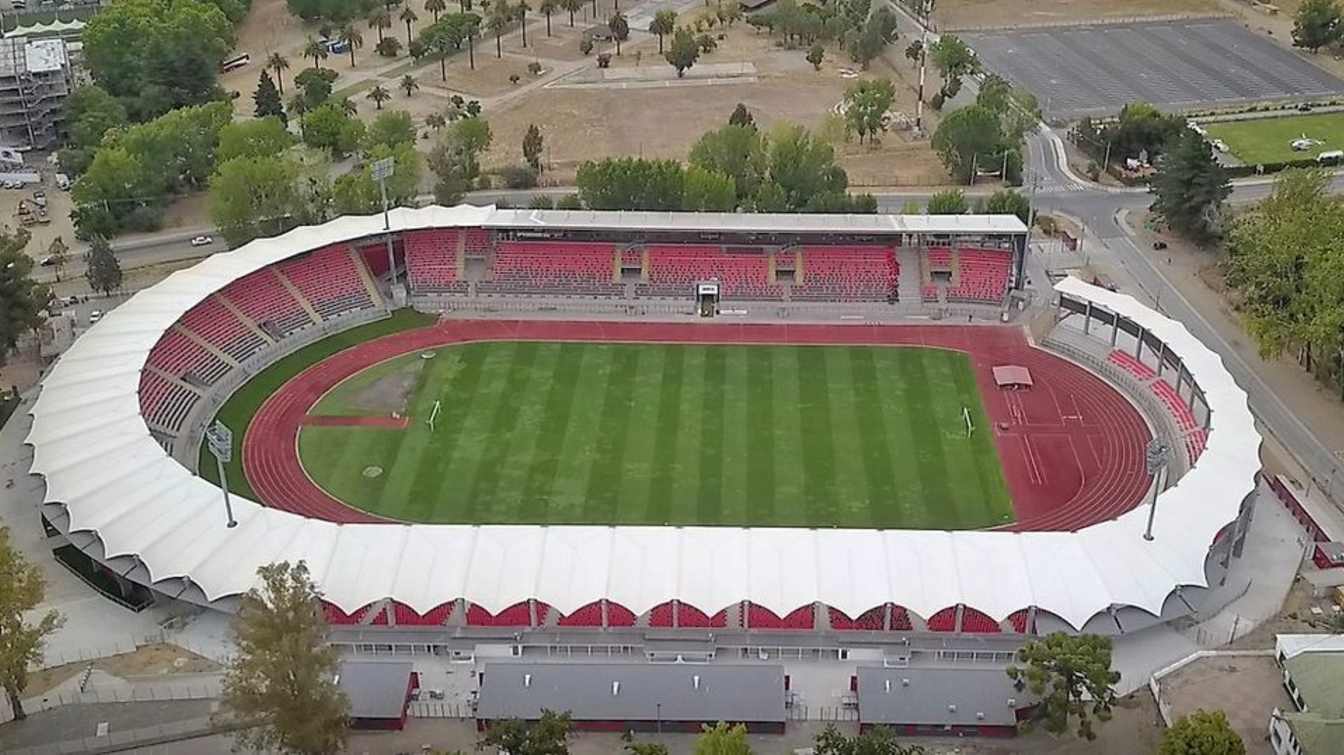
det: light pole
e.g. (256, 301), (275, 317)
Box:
(205, 421), (238, 528)
(914, 0), (931, 133)
(1142, 438), (1170, 541)
(372, 156), (398, 288)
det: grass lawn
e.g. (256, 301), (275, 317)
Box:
(1204, 112), (1344, 165)
(298, 342), (1014, 529)
(198, 309), (437, 499)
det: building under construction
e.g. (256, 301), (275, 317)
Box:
(0, 36), (72, 151)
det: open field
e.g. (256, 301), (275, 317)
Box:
(297, 342), (1013, 529)
(933, 0), (1221, 30)
(1204, 111), (1344, 164)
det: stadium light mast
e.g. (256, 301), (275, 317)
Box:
(1142, 438), (1170, 541)
(373, 157), (398, 288)
(914, 0), (932, 133)
(205, 421), (238, 528)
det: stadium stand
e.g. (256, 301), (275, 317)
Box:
(146, 329), (232, 387)
(558, 601), (604, 627)
(959, 606), (1002, 634)
(947, 249), (1012, 304)
(323, 601), (371, 625)
(478, 241), (622, 296)
(391, 601), (455, 626)
(746, 602), (786, 629)
(921, 283), (940, 303)
(1153, 380), (1198, 432)
(137, 371), (199, 433)
(639, 245), (781, 299)
(607, 603), (637, 627)
(828, 607), (857, 630)
(1108, 350), (1157, 381)
(404, 229), (468, 293)
(678, 603), (713, 628)
(782, 605), (815, 630)
(926, 607), (957, 632)
(925, 247), (953, 272)
(793, 246), (897, 302)
(463, 228), (493, 255)
(177, 296), (268, 363)
(220, 268), (312, 339)
(649, 601), (675, 628)
(276, 246), (376, 319)
(1007, 609), (1032, 634)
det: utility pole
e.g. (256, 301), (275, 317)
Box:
(205, 422), (238, 528)
(373, 157), (397, 287)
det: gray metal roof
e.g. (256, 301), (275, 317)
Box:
(484, 209), (1028, 236)
(337, 660), (413, 719)
(857, 666), (1032, 727)
(477, 663), (786, 723)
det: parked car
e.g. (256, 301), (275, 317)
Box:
(32, 189), (46, 208)
(190, 235), (213, 247)
(88, 310), (103, 324)
(39, 255), (55, 266)
(54, 173), (70, 190)
(1152, 241), (1168, 251)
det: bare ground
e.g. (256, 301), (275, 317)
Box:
(24, 644), (222, 698)
(934, 0), (1223, 30)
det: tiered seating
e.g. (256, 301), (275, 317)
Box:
(921, 284), (939, 302)
(925, 246), (953, 271)
(639, 245), (781, 299)
(708, 609), (728, 628)
(649, 601), (675, 627)
(1108, 350), (1157, 381)
(890, 605), (912, 630)
(138, 370), (199, 432)
(1008, 610), (1032, 634)
(484, 601), (535, 626)
(836, 605), (911, 630)
(369, 603), (390, 625)
(828, 607), (857, 630)
(782, 605), (814, 630)
(177, 296), (267, 363)
(146, 329), (231, 387)
(323, 601), (371, 625)
(221, 268), (312, 339)
(775, 251), (795, 269)
(463, 228), (493, 255)
(1152, 380), (1198, 431)
(960, 607), (1002, 634)
(276, 246), (375, 320)
(852, 607), (885, 631)
(466, 603), (493, 626)
(392, 601), (454, 626)
(746, 603), (784, 629)
(607, 603), (637, 627)
(678, 603), (713, 628)
(947, 248), (1012, 304)
(793, 246), (897, 302)
(479, 241), (621, 297)
(404, 229), (468, 293)
(926, 607), (957, 632)
(619, 248), (642, 268)
(1187, 429), (1208, 463)
(559, 601), (604, 627)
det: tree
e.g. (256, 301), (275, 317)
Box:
(516, 0), (531, 48)
(487, 0), (512, 56)
(304, 36), (330, 69)
(254, 70), (287, 124)
(334, 142), (422, 213)
(428, 116), (493, 197)
(367, 84), (392, 109)
(368, 7), (392, 42)
(649, 9), (676, 52)
(339, 23), (365, 66)
(931, 105), (1008, 183)
(561, 0), (581, 26)
(844, 78), (895, 145)
(57, 85), (128, 177)
(695, 722), (751, 755)
(45, 236), (70, 283)
(0, 527), (65, 720)
(666, 27), (701, 77)
(765, 123), (848, 210)
(480, 710), (573, 754)
(84, 236), (124, 295)
(522, 123), (544, 171)
(813, 724), (925, 755)
(1007, 633), (1120, 741)
(426, 0), (447, 22)
(926, 188), (967, 214)
(296, 67), (339, 108)
(1159, 709), (1245, 755)
(609, 11), (629, 55)
(211, 154), (303, 244)
(929, 34), (979, 99)
(218, 117), (295, 162)
(303, 102), (367, 156)
(399, 74), (420, 98)
(376, 36), (404, 56)
(1149, 128), (1231, 241)
(728, 103), (755, 130)
(268, 52), (291, 95)
(576, 157), (685, 210)
(904, 39), (922, 65)
(986, 188), (1030, 224)
(539, 0), (557, 35)
(682, 165), (737, 211)
(1292, 0), (1343, 52)
(807, 43), (824, 70)
(217, 562), (349, 755)
(425, 112), (448, 131)
(0, 231), (48, 362)
(690, 123), (766, 202)
(400, 5), (419, 45)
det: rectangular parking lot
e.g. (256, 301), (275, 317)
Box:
(963, 19), (1344, 121)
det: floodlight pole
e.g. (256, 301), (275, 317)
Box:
(216, 455), (237, 528)
(1142, 439), (1170, 541)
(206, 421), (238, 528)
(915, 0), (930, 132)
(374, 157), (397, 287)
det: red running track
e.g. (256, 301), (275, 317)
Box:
(242, 320), (1152, 530)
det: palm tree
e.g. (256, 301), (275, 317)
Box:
(424, 0), (446, 22)
(487, 2), (510, 57)
(367, 84), (392, 110)
(560, 0), (580, 27)
(431, 34), (452, 80)
(609, 11), (627, 55)
(425, 112), (447, 130)
(339, 97), (359, 116)
(288, 94), (310, 136)
(399, 6), (418, 46)
(303, 36), (329, 69)
(339, 24), (364, 67)
(400, 74), (419, 96)
(267, 52), (291, 94)
(516, 0), (530, 48)
(538, 0), (557, 36)
(368, 8), (392, 43)
(648, 9), (674, 54)
(465, 18), (478, 69)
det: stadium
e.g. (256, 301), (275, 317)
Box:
(24, 206), (1258, 671)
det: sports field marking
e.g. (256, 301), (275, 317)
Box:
(296, 342), (1014, 530)
(1204, 112), (1344, 165)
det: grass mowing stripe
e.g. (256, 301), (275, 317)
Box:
(697, 347), (726, 525)
(461, 342), (541, 522)
(402, 345), (487, 521)
(796, 346), (838, 526)
(432, 343), (518, 520)
(518, 343), (587, 518)
(746, 347), (775, 525)
(718, 347), (750, 524)
(582, 346), (641, 523)
(848, 347), (898, 527)
(897, 350), (956, 527)
(645, 345), (684, 524)
(669, 347), (707, 524)
(769, 345), (806, 525)
(949, 352), (1011, 525)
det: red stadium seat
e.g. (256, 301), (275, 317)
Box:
(1007, 609), (1032, 634)
(145, 329), (231, 387)
(137, 370), (200, 433)
(945, 248), (1012, 304)
(558, 601), (604, 627)
(926, 607), (957, 632)
(1108, 350), (1157, 381)
(960, 606), (1002, 634)
(480, 241), (621, 297)
(276, 245), (376, 320)
(649, 601), (675, 627)
(177, 296), (267, 363)
(404, 229), (467, 293)
(678, 603), (713, 628)
(794, 246), (898, 302)
(639, 245), (781, 300)
(220, 268), (312, 338)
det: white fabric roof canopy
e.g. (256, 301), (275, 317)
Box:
(24, 209), (1256, 630)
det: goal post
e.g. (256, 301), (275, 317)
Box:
(427, 399), (442, 432)
(962, 406), (974, 439)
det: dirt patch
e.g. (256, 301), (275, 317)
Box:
(341, 358), (424, 414)
(25, 643), (221, 698)
(418, 52), (535, 98)
(934, 0), (1222, 30)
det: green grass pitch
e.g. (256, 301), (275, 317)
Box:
(1203, 112), (1344, 165)
(297, 342), (1014, 529)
